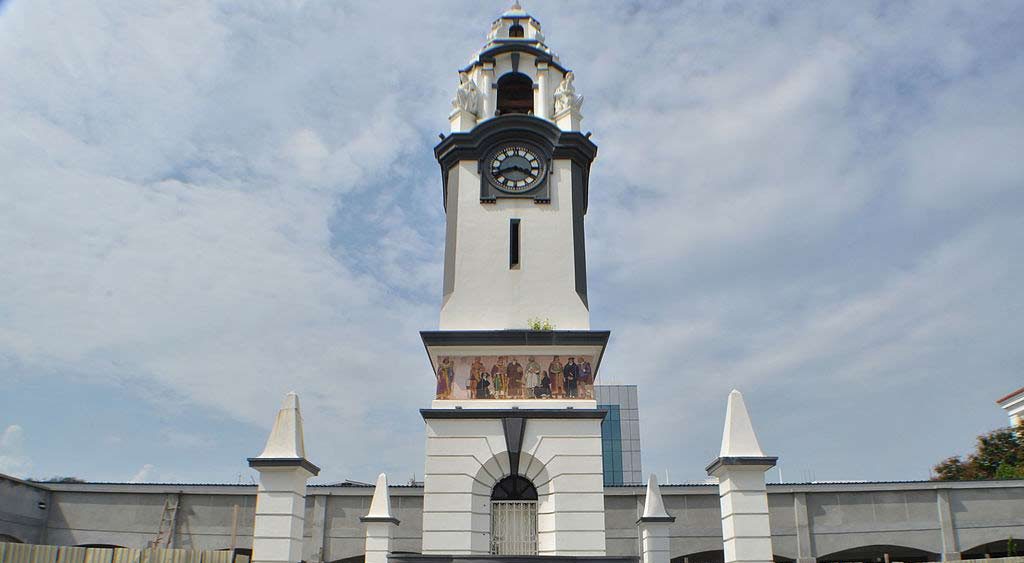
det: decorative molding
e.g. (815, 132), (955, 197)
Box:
(421, 409), (607, 420)
(704, 456), (778, 475)
(247, 457), (321, 476)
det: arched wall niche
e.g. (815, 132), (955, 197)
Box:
(496, 72), (534, 115)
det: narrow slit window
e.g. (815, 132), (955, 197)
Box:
(510, 219), (521, 269)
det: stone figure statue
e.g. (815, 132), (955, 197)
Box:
(452, 71), (480, 116)
(553, 71), (584, 113)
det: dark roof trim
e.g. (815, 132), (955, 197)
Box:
(637, 515), (676, 524)
(247, 457), (321, 476)
(421, 408), (607, 420)
(359, 516), (400, 525)
(421, 329), (609, 348)
(459, 43), (569, 74)
(705, 456), (778, 474)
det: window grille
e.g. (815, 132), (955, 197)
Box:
(489, 500), (538, 555)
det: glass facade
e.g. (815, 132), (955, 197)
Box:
(595, 384), (642, 485)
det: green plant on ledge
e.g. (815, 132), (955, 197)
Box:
(528, 317), (555, 331)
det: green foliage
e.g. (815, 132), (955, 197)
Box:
(527, 317), (555, 331)
(34, 476), (86, 483)
(932, 426), (1024, 481)
(1009, 537), (1017, 557)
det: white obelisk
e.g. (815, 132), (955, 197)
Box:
(248, 392), (320, 563)
(637, 474), (675, 563)
(361, 473), (400, 563)
(706, 390), (777, 563)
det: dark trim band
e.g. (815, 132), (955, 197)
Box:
(637, 516), (676, 524)
(705, 456), (778, 475)
(247, 457), (321, 476)
(360, 516), (401, 525)
(421, 330), (609, 348)
(421, 408), (607, 420)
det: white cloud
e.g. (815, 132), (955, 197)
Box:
(129, 464), (155, 483)
(0, 1), (1022, 483)
(0, 425), (32, 478)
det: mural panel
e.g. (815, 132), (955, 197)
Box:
(435, 355), (596, 400)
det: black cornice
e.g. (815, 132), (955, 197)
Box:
(247, 457), (321, 476)
(459, 44), (570, 75)
(421, 329), (609, 348)
(434, 115), (598, 212)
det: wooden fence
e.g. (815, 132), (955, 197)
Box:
(0, 544), (249, 563)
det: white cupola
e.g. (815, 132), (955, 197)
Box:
(449, 2), (584, 133)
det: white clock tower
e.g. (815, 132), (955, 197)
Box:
(415, 4), (613, 561)
(435, 1), (595, 332)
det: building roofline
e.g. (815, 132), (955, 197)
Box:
(996, 386), (1024, 404)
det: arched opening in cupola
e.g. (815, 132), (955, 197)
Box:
(508, 23), (525, 38)
(496, 72), (534, 115)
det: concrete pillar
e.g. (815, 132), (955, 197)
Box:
(535, 62), (550, 119)
(637, 474), (675, 563)
(706, 390), (778, 563)
(553, 106), (582, 131)
(361, 473), (400, 563)
(793, 493), (815, 563)
(937, 489), (961, 561)
(449, 109), (478, 133)
(248, 392), (320, 563)
(306, 494), (328, 563)
(480, 63), (496, 119)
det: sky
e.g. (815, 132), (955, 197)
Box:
(1, 0), (1022, 485)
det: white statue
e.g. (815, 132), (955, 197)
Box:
(451, 71), (480, 116)
(554, 71), (583, 113)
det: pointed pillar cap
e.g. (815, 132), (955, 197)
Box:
(706, 389), (776, 475)
(360, 473), (400, 525)
(248, 392), (320, 475)
(637, 473), (675, 524)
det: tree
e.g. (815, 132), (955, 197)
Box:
(933, 426), (1024, 481)
(33, 476), (87, 483)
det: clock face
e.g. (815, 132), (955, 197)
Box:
(488, 145), (544, 193)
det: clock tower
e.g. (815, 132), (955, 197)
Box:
(418, 4), (611, 559)
(434, 1), (596, 331)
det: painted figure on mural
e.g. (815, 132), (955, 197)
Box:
(435, 357), (453, 399)
(507, 357), (524, 398)
(579, 357), (593, 398)
(490, 357), (506, 399)
(564, 357), (579, 398)
(525, 356), (541, 396)
(548, 356), (564, 398)
(476, 373), (492, 399)
(538, 371), (552, 398)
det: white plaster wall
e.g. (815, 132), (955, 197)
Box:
(253, 468), (312, 563)
(718, 468), (773, 563)
(439, 159), (589, 330)
(421, 416), (605, 556)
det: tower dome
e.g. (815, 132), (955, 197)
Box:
(448, 2), (583, 132)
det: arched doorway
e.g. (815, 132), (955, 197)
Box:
(490, 475), (537, 555)
(818, 545), (938, 563)
(496, 73), (534, 116)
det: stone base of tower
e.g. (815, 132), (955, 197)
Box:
(421, 409), (607, 556)
(419, 330), (611, 557)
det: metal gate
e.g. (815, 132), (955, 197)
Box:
(489, 500), (538, 555)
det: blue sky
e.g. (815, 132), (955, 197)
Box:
(1, 0), (1022, 485)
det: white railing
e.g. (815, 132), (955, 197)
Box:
(490, 500), (538, 555)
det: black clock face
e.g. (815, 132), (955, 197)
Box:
(488, 145), (544, 193)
